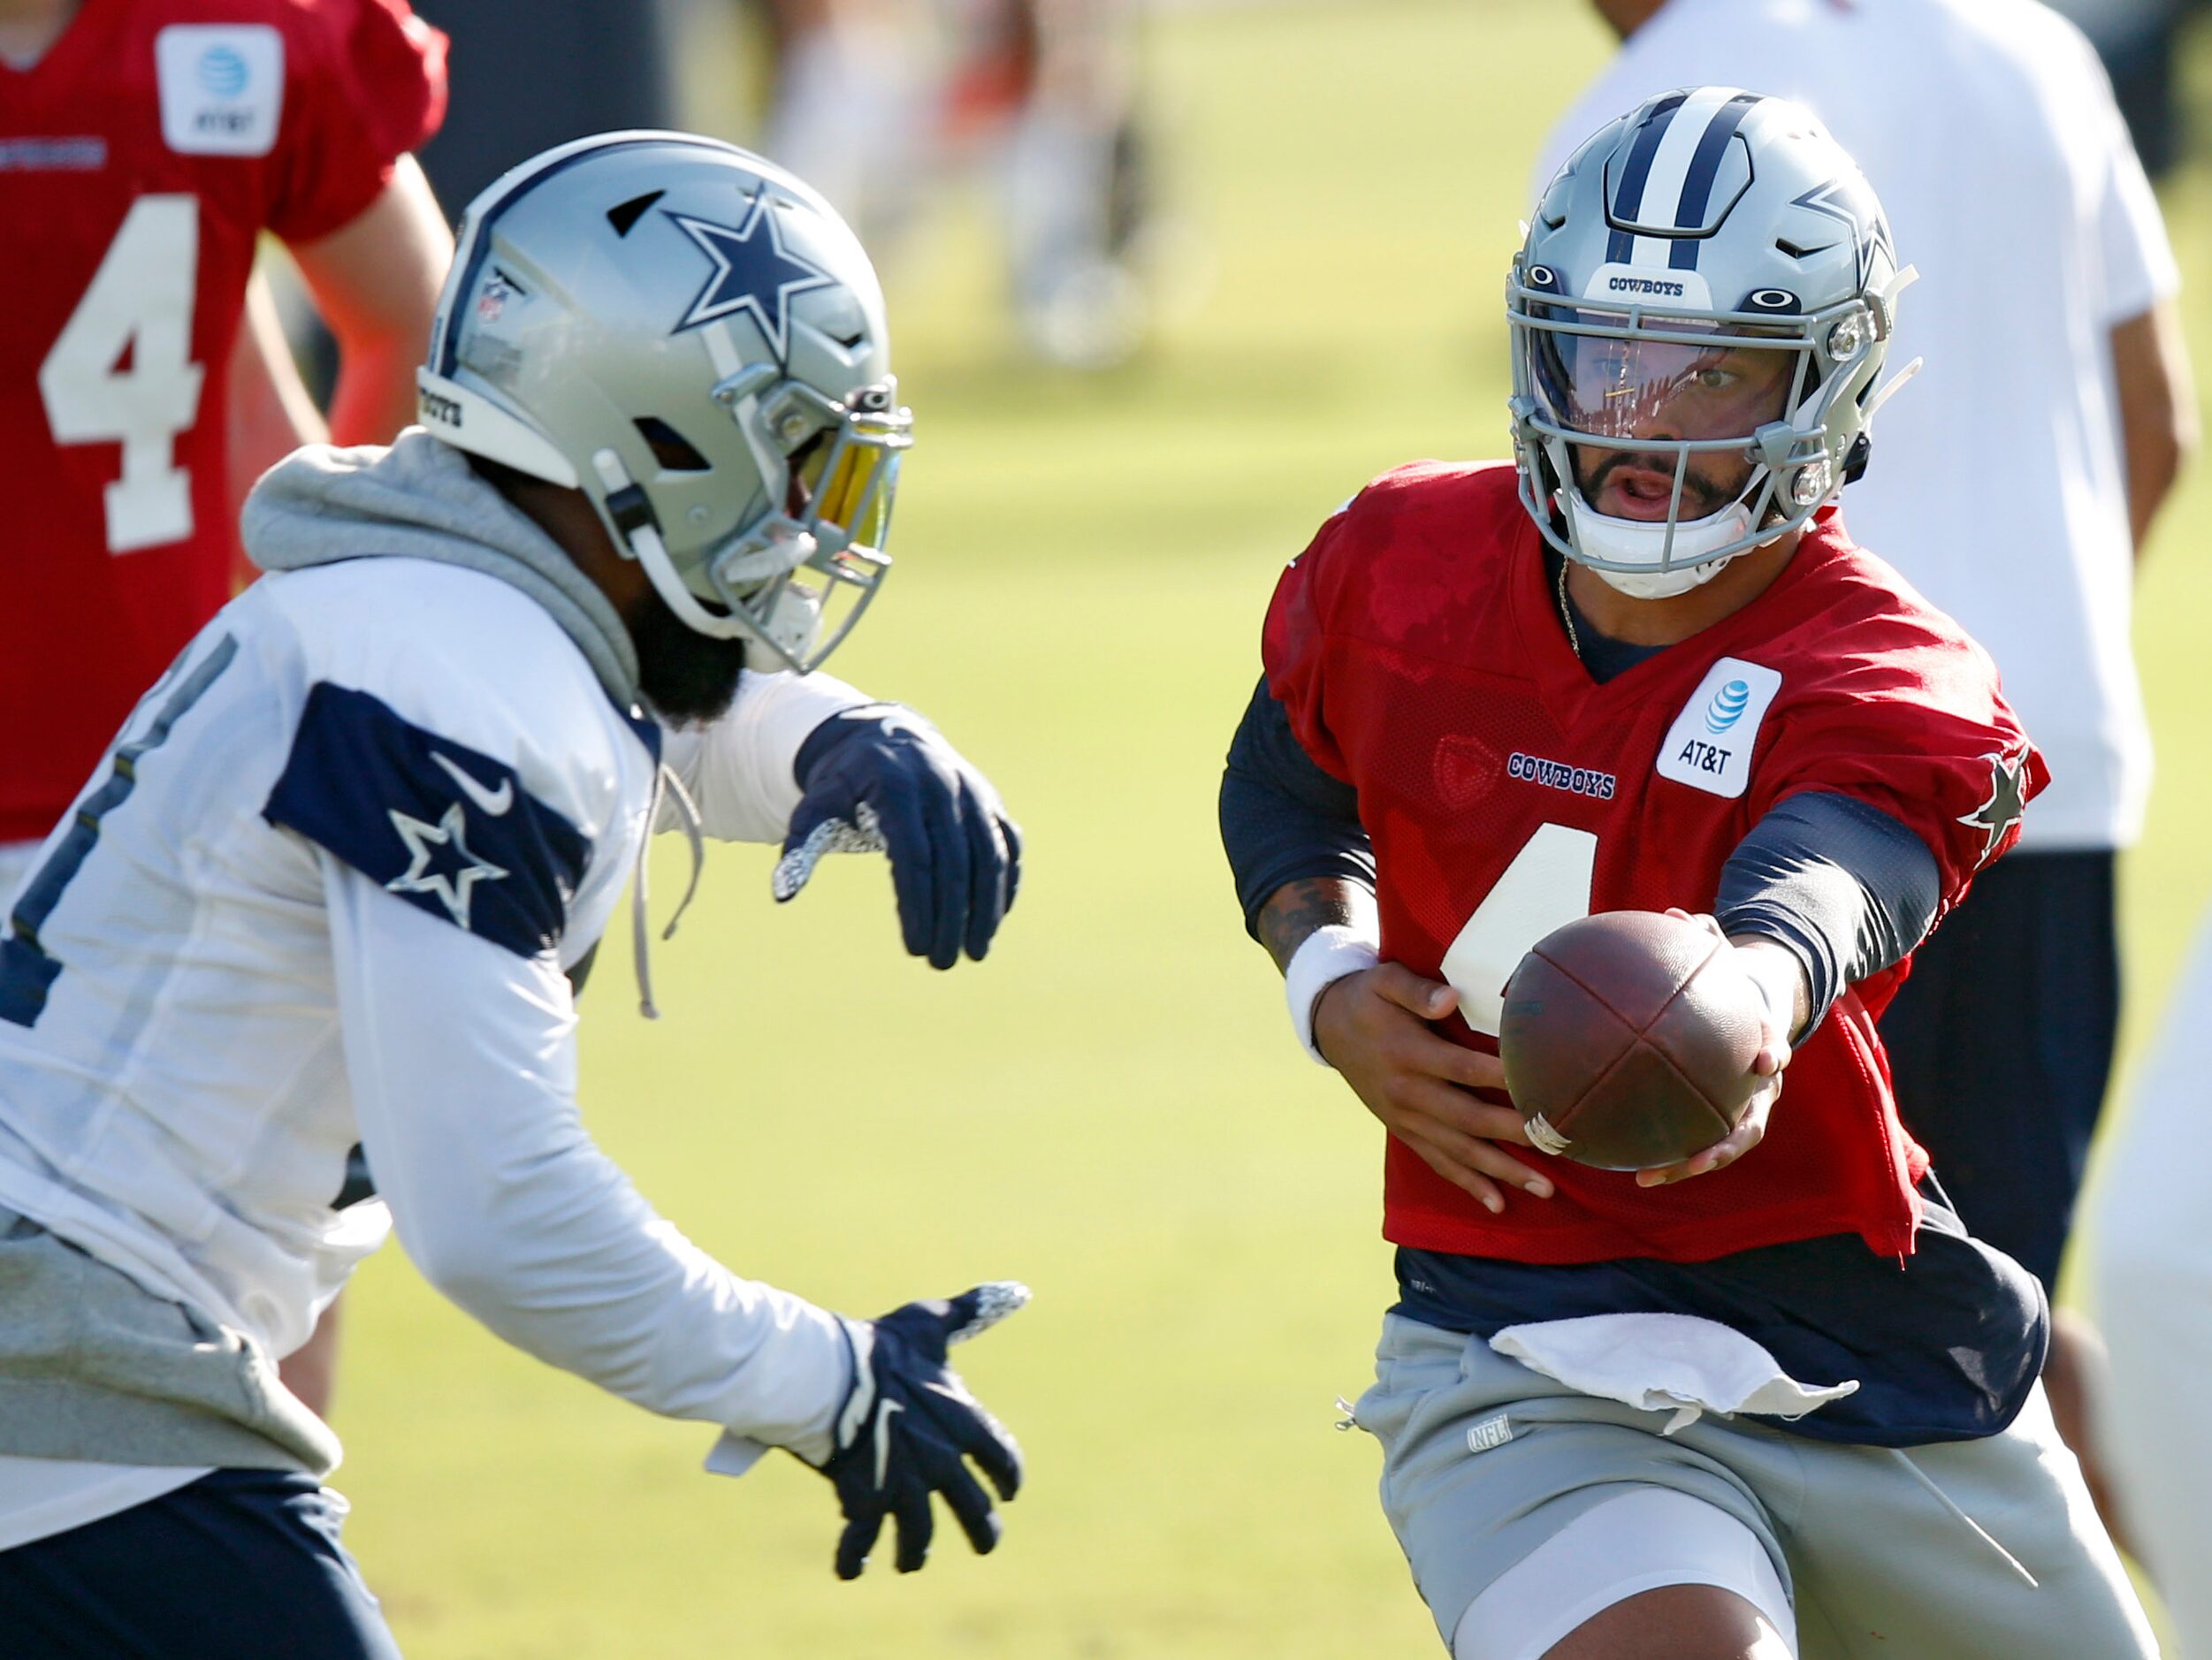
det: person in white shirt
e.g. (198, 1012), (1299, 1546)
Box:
(2089, 900), (2212, 1657)
(1538, 0), (2195, 1545)
(0, 133), (1029, 1656)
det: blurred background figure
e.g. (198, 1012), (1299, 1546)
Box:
(409, 0), (676, 211)
(2091, 902), (2212, 1657)
(747, 0), (1156, 367)
(272, 0), (675, 430)
(750, 0), (933, 247)
(2046, 0), (2208, 179)
(0, 0), (453, 1415)
(1537, 0), (2196, 1551)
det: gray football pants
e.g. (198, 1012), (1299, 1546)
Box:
(1354, 1314), (2158, 1657)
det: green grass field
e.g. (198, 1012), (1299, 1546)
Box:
(335, 4), (2212, 1653)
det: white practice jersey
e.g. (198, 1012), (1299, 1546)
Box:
(0, 554), (873, 1496)
(1537, 0), (2180, 849)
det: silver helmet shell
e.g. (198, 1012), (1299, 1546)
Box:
(1508, 88), (1913, 595)
(417, 131), (911, 671)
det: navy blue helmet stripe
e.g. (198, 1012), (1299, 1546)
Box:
(1669, 94), (1762, 271)
(1606, 90), (1690, 263)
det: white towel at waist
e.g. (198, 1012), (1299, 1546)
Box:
(1491, 1312), (1860, 1435)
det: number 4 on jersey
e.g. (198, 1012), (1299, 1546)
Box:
(37, 194), (204, 554)
(1440, 823), (1596, 1037)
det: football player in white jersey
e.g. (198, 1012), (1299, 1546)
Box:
(0, 133), (1027, 1656)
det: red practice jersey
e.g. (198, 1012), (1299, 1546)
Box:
(0, 0), (446, 843)
(1265, 462), (2046, 1265)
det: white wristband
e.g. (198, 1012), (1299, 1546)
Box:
(1285, 925), (1381, 1067)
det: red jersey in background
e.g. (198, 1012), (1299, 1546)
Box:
(0, 0), (446, 842)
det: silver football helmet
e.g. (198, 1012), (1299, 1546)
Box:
(1508, 88), (1916, 598)
(418, 131), (911, 670)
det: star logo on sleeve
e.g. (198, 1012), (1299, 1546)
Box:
(385, 803), (508, 930)
(1959, 749), (2030, 864)
(666, 192), (835, 357)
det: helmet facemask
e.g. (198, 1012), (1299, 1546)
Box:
(1508, 278), (1883, 594)
(602, 364), (912, 674)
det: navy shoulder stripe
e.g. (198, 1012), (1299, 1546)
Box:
(264, 683), (591, 957)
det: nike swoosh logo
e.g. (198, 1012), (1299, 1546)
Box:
(431, 751), (515, 817)
(873, 1398), (903, 1490)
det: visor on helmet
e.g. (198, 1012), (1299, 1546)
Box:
(1529, 313), (1804, 446)
(1507, 287), (1845, 578)
(791, 413), (900, 557)
(660, 375), (911, 672)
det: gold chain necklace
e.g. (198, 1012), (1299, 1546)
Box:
(1555, 556), (1582, 660)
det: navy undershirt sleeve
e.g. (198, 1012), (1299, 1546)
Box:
(1219, 675), (1375, 938)
(1714, 791), (1941, 1033)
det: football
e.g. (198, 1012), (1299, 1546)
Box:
(1497, 911), (1766, 1171)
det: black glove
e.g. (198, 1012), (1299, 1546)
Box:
(813, 1282), (1028, 1579)
(774, 705), (1023, 970)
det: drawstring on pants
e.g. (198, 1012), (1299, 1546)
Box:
(1884, 1448), (2040, 1588)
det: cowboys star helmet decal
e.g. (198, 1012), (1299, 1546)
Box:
(1790, 175), (1896, 292)
(1959, 750), (2030, 864)
(667, 193), (834, 356)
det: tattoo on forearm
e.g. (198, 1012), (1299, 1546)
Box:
(1257, 878), (1370, 974)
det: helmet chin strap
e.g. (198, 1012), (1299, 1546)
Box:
(590, 444), (809, 659)
(757, 584), (826, 666)
(625, 520), (827, 669)
(1560, 490), (1755, 598)
(585, 447), (748, 646)
(626, 520), (747, 640)
(1593, 558), (1735, 601)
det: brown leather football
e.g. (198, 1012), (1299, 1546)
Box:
(1498, 910), (1765, 1171)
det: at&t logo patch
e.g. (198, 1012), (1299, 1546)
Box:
(156, 26), (284, 157)
(197, 44), (250, 97)
(1657, 659), (1782, 799)
(1704, 679), (1752, 734)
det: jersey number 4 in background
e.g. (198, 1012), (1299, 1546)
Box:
(37, 194), (205, 554)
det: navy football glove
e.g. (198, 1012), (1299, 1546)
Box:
(774, 705), (1022, 969)
(814, 1282), (1029, 1580)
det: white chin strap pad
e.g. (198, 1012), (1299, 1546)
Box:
(1592, 557), (1735, 600)
(1561, 490), (1754, 598)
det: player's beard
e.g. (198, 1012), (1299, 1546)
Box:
(624, 583), (751, 723)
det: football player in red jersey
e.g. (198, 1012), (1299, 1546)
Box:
(0, 0), (453, 1419)
(1223, 90), (2156, 1658)
(0, 0), (452, 879)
